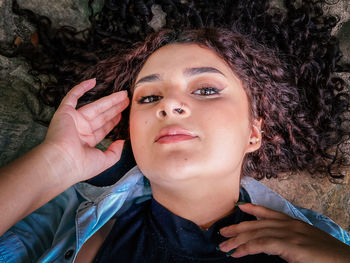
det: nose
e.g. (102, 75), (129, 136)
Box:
(156, 98), (190, 119)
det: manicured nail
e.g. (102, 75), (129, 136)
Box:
(226, 248), (236, 257)
(235, 201), (247, 206)
(217, 230), (221, 235)
(216, 245), (220, 251)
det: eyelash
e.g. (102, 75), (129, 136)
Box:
(137, 87), (222, 104)
(192, 87), (222, 96)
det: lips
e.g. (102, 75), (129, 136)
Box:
(155, 126), (197, 144)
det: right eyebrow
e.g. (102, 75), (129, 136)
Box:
(183, 67), (226, 78)
(134, 67), (226, 89)
(135, 74), (161, 86)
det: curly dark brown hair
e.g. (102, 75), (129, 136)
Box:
(72, 26), (347, 180)
(9, 0), (350, 180)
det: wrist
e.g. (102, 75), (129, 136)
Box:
(37, 142), (79, 190)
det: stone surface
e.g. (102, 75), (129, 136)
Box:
(262, 171), (350, 231)
(0, 0), (16, 44)
(322, 0), (350, 35)
(0, 55), (54, 166)
(0, 0), (349, 231)
(16, 0), (104, 31)
(338, 20), (350, 65)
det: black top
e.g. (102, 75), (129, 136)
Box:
(94, 192), (286, 263)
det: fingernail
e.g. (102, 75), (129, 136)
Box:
(219, 242), (228, 252)
(119, 90), (128, 96)
(226, 248), (236, 257)
(216, 245), (220, 251)
(83, 78), (96, 86)
(217, 230), (221, 235)
(235, 201), (247, 206)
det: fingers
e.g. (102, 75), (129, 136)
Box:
(61, 78), (96, 108)
(218, 204), (298, 259)
(220, 217), (290, 238)
(219, 222), (292, 251)
(81, 95), (129, 132)
(237, 203), (291, 220)
(219, 219), (297, 261)
(220, 203), (290, 237)
(217, 204), (350, 263)
(92, 114), (122, 144)
(228, 236), (289, 259)
(79, 90), (129, 120)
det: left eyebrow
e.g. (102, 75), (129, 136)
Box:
(135, 74), (161, 86)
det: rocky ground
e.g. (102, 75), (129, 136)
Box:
(0, 0), (349, 230)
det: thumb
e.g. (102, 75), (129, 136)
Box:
(103, 140), (125, 169)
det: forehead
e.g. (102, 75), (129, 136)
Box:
(135, 43), (235, 81)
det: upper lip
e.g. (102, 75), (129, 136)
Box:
(154, 125), (197, 142)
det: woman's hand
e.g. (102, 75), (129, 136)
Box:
(43, 78), (129, 183)
(0, 78), (129, 235)
(218, 203), (350, 263)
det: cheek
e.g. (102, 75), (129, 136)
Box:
(202, 102), (250, 147)
(129, 110), (145, 145)
(129, 108), (154, 160)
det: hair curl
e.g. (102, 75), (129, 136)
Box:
(9, 0), (350, 180)
(77, 27), (349, 180)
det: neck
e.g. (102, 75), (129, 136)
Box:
(150, 176), (240, 230)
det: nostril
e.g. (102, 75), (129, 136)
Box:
(160, 110), (167, 117)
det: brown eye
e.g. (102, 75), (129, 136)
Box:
(137, 95), (163, 104)
(192, 87), (222, 96)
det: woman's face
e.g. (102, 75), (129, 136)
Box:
(129, 43), (259, 185)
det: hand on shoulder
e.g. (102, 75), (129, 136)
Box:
(218, 203), (350, 263)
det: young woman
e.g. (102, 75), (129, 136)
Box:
(0, 27), (349, 263)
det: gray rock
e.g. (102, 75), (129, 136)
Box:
(0, 55), (54, 166)
(322, 0), (350, 35)
(338, 20), (350, 65)
(16, 0), (104, 31)
(262, 171), (350, 231)
(0, 0), (17, 44)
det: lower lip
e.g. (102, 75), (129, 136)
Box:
(156, 135), (196, 144)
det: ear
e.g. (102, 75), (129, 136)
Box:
(245, 118), (263, 154)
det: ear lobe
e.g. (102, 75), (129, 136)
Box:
(246, 118), (263, 153)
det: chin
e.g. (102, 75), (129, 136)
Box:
(139, 160), (212, 184)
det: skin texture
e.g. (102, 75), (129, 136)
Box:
(129, 43), (262, 229)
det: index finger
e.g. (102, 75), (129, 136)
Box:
(238, 203), (291, 220)
(60, 78), (96, 108)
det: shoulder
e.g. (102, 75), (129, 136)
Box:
(295, 206), (350, 245)
(241, 176), (350, 245)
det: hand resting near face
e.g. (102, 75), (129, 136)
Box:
(43, 78), (129, 183)
(219, 203), (350, 263)
(0, 79), (129, 235)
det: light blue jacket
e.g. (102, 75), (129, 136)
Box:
(0, 166), (349, 262)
